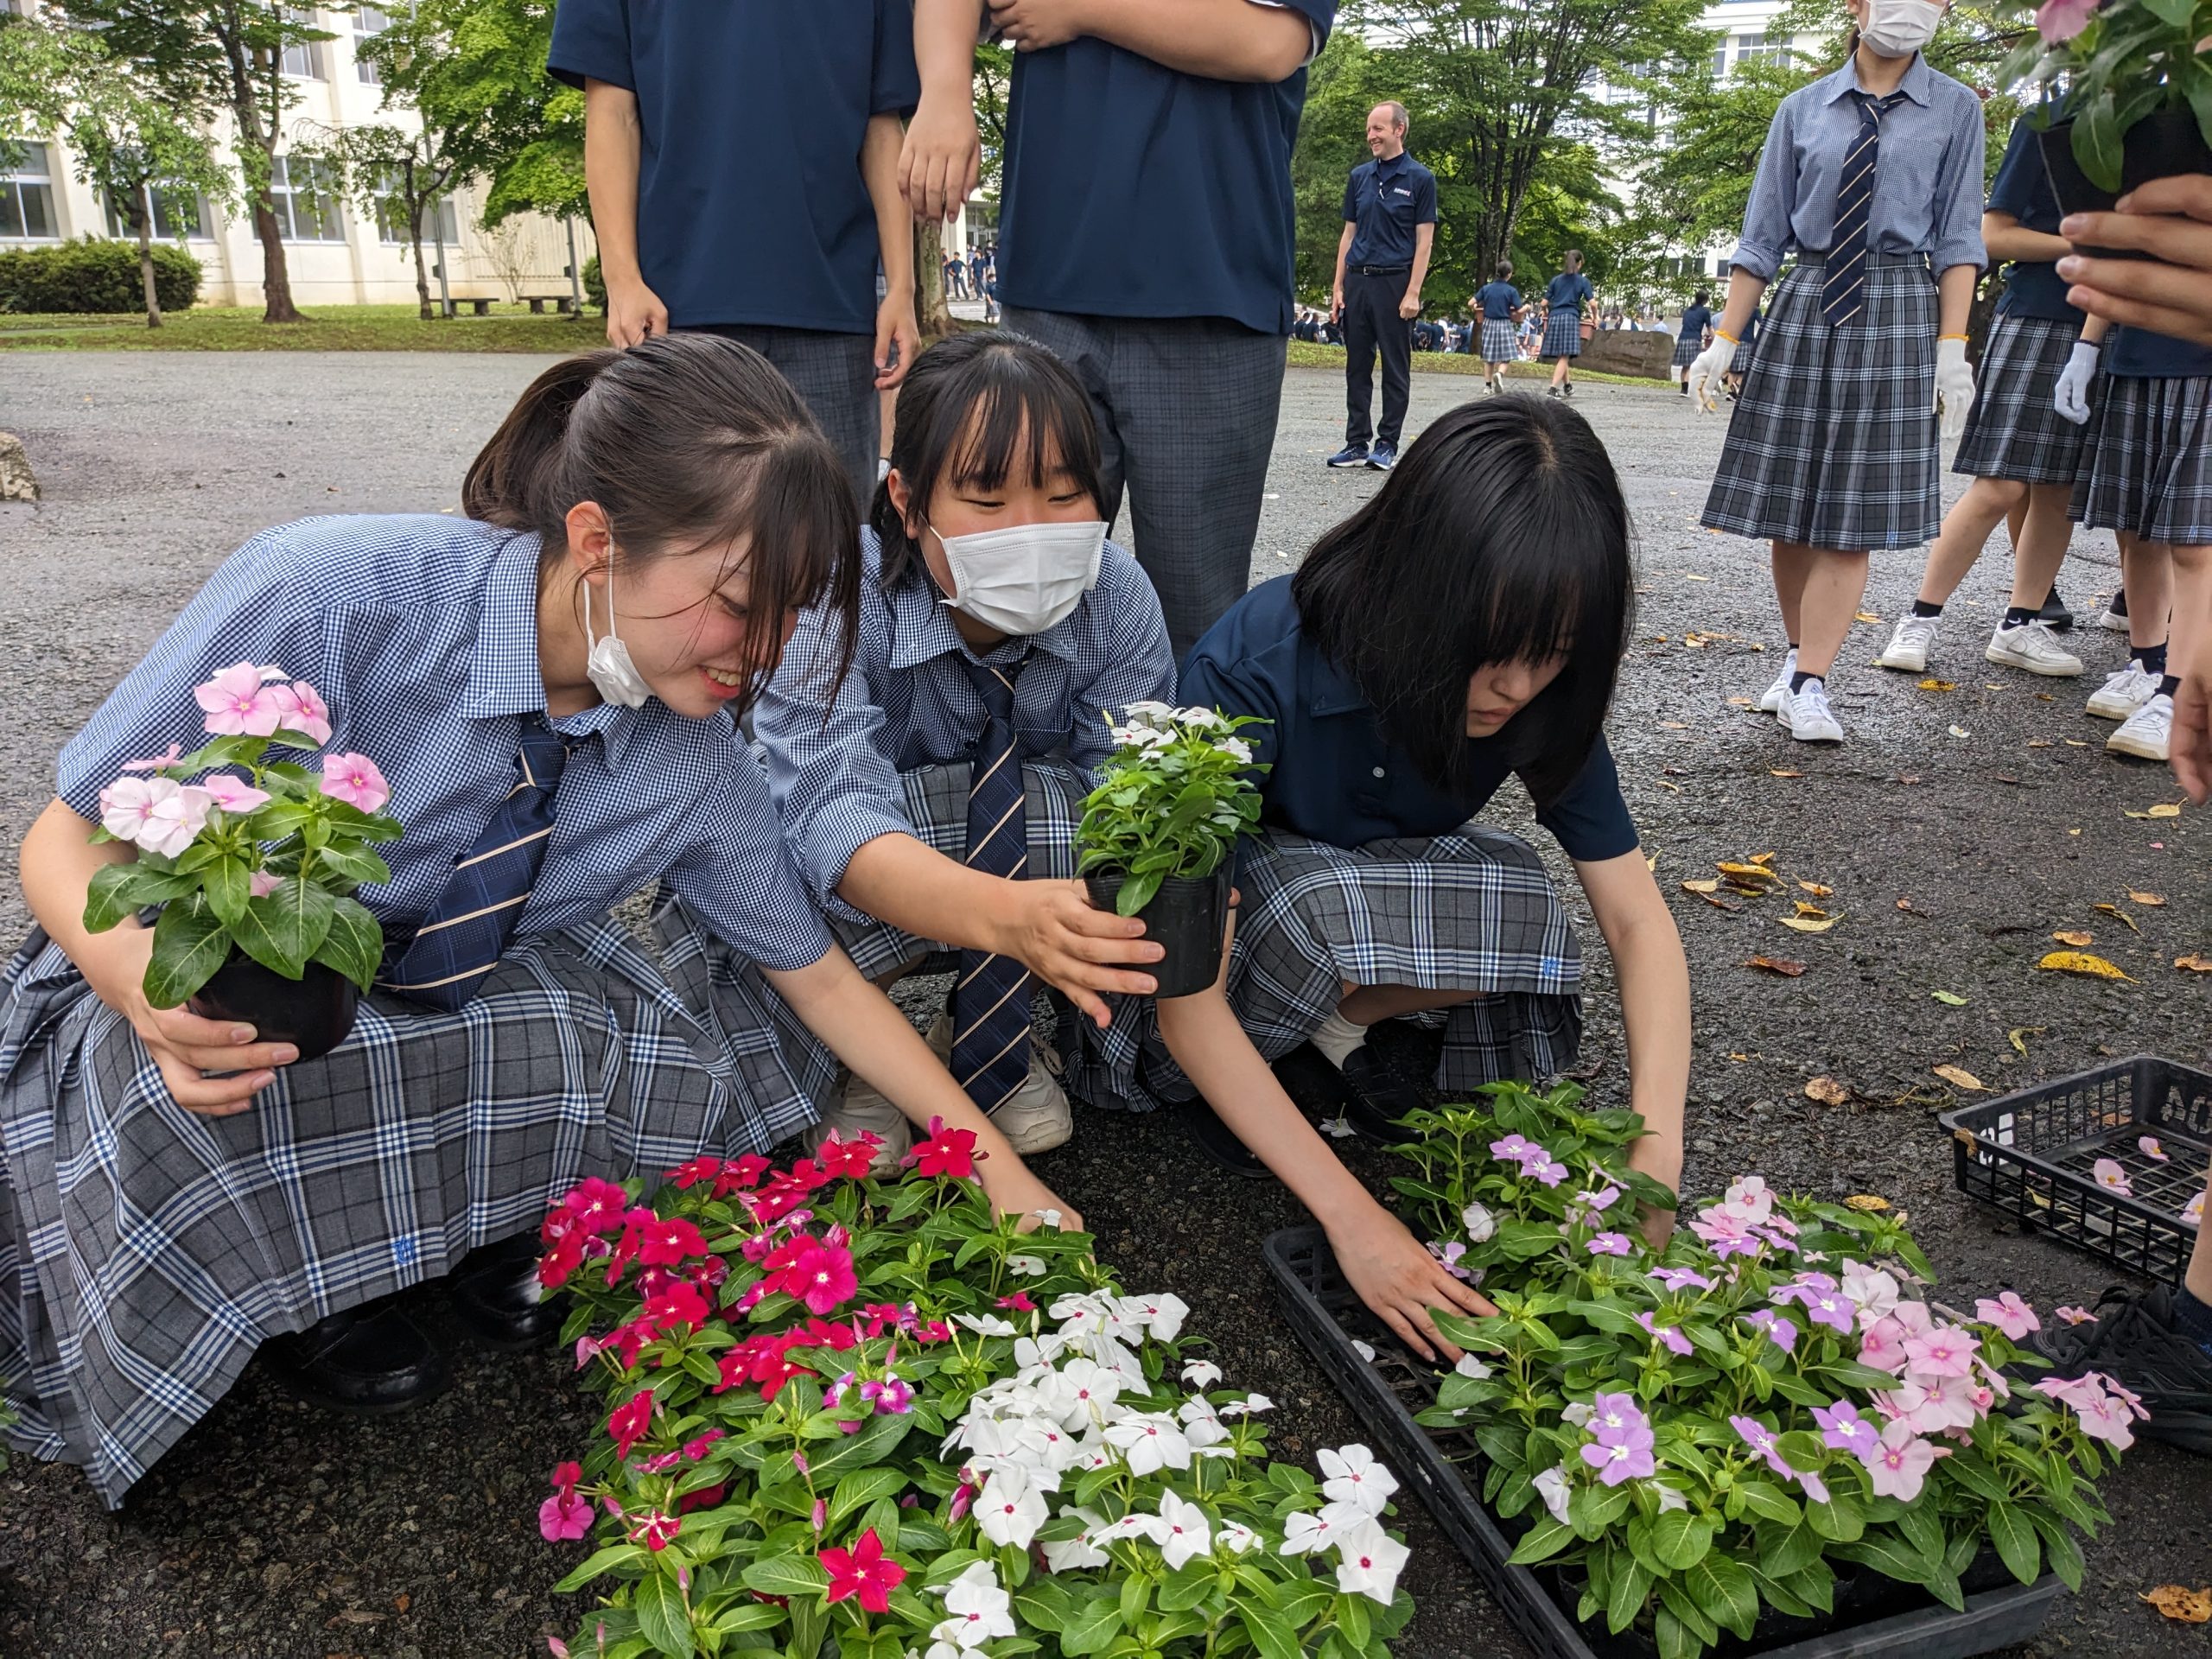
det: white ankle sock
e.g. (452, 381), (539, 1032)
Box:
(1308, 1007), (1369, 1070)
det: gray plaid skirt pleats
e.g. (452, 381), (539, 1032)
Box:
(2069, 371), (2212, 544)
(1951, 312), (2094, 485)
(0, 899), (830, 1507)
(1481, 320), (1518, 362)
(1701, 258), (1942, 550)
(1541, 312), (1583, 359)
(1081, 826), (1585, 1111)
(1671, 330), (1705, 368)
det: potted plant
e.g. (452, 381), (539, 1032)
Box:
(86, 660), (402, 1060)
(1073, 702), (1267, 998)
(1995, 0), (2212, 236)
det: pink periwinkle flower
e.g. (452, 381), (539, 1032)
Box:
(120, 742), (184, 772)
(1586, 1233), (1633, 1257)
(1527, 1158), (1570, 1188)
(1813, 1400), (1878, 1454)
(317, 752), (391, 814)
(1742, 1309), (1798, 1353)
(2090, 1158), (2133, 1197)
(2054, 1305), (2098, 1326)
(1974, 1291), (2040, 1341)
(201, 772), (272, 815)
(1637, 1311), (1694, 1357)
(539, 1489), (593, 1541)
(194, 660), (291, 736)
(1862, 1421), (1939, 1502)
(2035, 0), (2097, 41)
(283, 681), (334, 745)
(1649, 1267), (1714, 1294)
(1902, 1325), (1980, 1380)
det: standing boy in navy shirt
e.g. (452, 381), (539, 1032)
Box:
(550, 0), (920, 508)
(903, 0), (1338, 658)
(1327, 101), (1437, 472)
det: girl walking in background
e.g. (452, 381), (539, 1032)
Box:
(1672, 289), (1714, 398)
(1541, 251), (1596, 397)
(1472, 260), (1524, 394)
(1688, 0), (1986, 745)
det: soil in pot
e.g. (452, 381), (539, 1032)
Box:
(188, 952), (361, 1063)
(1084, 865), (1232, 998)
(2039, 109), (2212, 257)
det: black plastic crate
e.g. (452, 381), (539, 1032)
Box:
(1941, 1056), (2212, 1287)
(1263, 1225), (2064, 1659)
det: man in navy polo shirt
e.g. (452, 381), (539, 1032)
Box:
(904, 0), (1338, 658)
(1326, 102), (1436, 474)
(550, 0), (920, 507)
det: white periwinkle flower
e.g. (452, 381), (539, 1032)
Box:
(1532, 1465), (1573, 1526)
(1318, 1445), (1399, 1516)
(1181, 1357), (1224, 1389)
(1460, 1202), (1497, 1243)
(1157, 1490), (1213, 1569)
(1332, 1519), (1411, 1604)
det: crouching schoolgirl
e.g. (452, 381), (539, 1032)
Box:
(1149, 396), (1691, 1358)
(0, 334), (1072, 1508)
(753, 329), (1178, 1163)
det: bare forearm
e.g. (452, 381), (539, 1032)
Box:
(839, 833), (1010, 957)
(1611, 918), (1689, 1191)
(21, 798), (143, 1005)
(1936, 264), (1977, 338)
(582, 81), (645, 283)
(1714, 268), (1769, 340)
(1985, 225), (2070, 265)
(1074, 0), (1311, 81)
(862, 113), (914, 294)
(1407, 226), (1434, 302)
(1332, 223), (1352, 289)
(915, 0), (985, 105)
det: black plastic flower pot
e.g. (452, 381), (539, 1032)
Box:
(188, 951), (361, 1063)
(1084, 865), (1231, 999)
(2038, 110), (2212, 258)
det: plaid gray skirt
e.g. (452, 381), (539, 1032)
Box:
(1083, 825), (1585, 1111)
(1541, 311), (1583, 359)
(1671, 330), (1705, 368)
(1952, 312), (2093, 485)
(1702, 258), (1942, 550)
(0, 900), (830, 1507)
(1481, 319), (1518, 361)
(2069, 372), (2212, 544)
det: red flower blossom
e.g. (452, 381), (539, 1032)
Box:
(813, 1130), (880, 1181)
(677, 1482), (728, 1515)
(537, 1229), (584, 1289)
(628, 1509), (681, 1551)
(645, 1281), (711, 1337)
(558, 1177), (631, 1235)
(782, 1242), (859, 1316)
(820, 1528), (906, 1612)
(681, 1429), (724, 1462)
(637, 1216), (709, 1268)
(903, 1116), (978, 1179)
(996, 1292), (1036, 1312)
(710, 1154), (772, 1198)
(683, 1255), (729, 1292)
(607, 1389), (655, 1459)
(668, 1155), (724, 1190)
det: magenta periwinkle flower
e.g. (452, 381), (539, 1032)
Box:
(1812, 1400), (1878, 1455)
(1586, 1233), (1633, 1257)
(1579, 1392), (1657, 1486)
(1649, 1267), (1713, 1294)
(1742, 1309), (1798, 1352)
(1636, 1311), (1693, 1357)
(2035, 0), (2096, 41)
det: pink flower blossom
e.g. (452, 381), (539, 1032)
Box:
(201, 772), (272, 814)
(283, 681), (334, 745)
(1586, 1233), (1633, 1257)
(1858, 1315), (1911, 1372)
(2184, 1192), (2204, 1228)
(627, 1509), (681, 1551)
(98, 777), (162, 843)
(1902, 1325), (1980, 1379)
(2091, 1158), (2133, 1197)
(2035, 0), (2097, 41)
(2053, 1306), (2098, 1326)
(2139, 1135), (2169, 1162)
(1887, 1373), (1980, 1433)
(195, 660), (291, 736)
(1637, 1311), (1694, 1356)
(2074, 1391), (2137, 1448)
(539, 1489), (593, 1541)
(1974, 1291), (2039, 1341)
(1813, 1401), (1877, 1454)
(120, 743), (183, 772)
(1862, 1421), (1938, 1501)
(317, 752), (391, 813)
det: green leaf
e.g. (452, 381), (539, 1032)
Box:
(1760, 1521), (1822, 1580)
(2140, 0), (2196, 25)
(1834, 1531), (1936, 1586)
(1803, 1492), (1865, 1544)
(1896, 1497), (1946, 1567)
(2024, 1506), (2084, 1591)
(1606, 1554), (1655, 1635)
(1114, 868), (1165, 918)
(1157, 1561), (1215, 1612)
(145, 895), (232, 1007)
(231, 874), (336, 979)
(797, 1399), (912, 1479)
(2075, 91), (2124, 194)
(1056, 1594), (1122, 1656)
(1506, 1517), (1576, 1566)
(310, 896), (383, 993)
(1236, 1601), (1301, 1659)
(202, 856), (252, 928)
(830, 1465), (909, 1523)
(311, 840), (393, 888)
(1649, 1509), (1715, 1571)
(633, 1572), (691, 1659)
(740, 1554), (830, 1599)
(84, 861), (196, 933)
(1653, 1605), (1701, 1659)
(551, 1542), (650, 1593)
(2185, 54), (2212, 156)
(1685, 1553), (1759, 1641)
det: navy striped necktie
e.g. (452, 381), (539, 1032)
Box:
(951, 654), (1033, 1116)
(1822, 89), (1910, 329)
(381, 714), (569, 1011)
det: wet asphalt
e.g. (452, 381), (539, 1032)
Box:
(0, 355), (2206, 1658)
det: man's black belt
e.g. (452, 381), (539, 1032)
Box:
(1349, 264), (1410, 276)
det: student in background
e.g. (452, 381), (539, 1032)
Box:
(1471, 261), (1523, 395)
(1541, 251), (1596, 397)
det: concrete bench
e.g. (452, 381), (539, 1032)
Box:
(519, 294), (579, 315)
(442, 296), (495, 317)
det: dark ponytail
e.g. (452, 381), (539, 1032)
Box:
(463, 334), (859, 717)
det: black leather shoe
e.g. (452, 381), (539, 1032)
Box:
(263, 1300), (449, 1414)
(1338, 1046), (1427, 1147)
(448, 1234), (568, 1351)
(1180, 1100), (1270, 1179)
(2037, 587), (2076, 632)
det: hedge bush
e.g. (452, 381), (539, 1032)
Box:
(0, 235), (202, 315)
(582, 251), (605, 314)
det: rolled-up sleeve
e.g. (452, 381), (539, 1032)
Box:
(1929, 93), (1988, 273)
(751, 602), (917, 923)
(664, 744), (833, 971)
(1731, 99), (1798, 283)
(1068, 567), (1178, 779)
(547, 0), (632, 91)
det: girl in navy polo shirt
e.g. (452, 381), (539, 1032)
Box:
(1151, 396), (1691, 1361)
(1471, 260), (1523, 394)
(1541, 251), (1597, 397)
(1672, 290), (1714, 397)
(754, 330), (1178, 1166)
(0, 334), (1074, 1506)
(1875, 111), (2092, 682)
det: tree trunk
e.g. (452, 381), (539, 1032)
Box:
(252, 191), (303, 322)
(407, 204), (433, 321)
(914, 219), (954, 339)
(130, 185), (162, 330)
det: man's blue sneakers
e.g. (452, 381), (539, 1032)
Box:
(1366, 442), (1397, 472)
(1326, 443), (1369, 468)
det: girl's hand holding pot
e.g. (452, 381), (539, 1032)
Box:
(1001, 879), (1164, 1027)
(88, 925), (295, 1116)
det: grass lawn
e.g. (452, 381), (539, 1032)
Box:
(0, 303), (601, 353)
(1284, 339), (1664, 386)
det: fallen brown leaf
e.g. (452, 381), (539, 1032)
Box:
(2006, 1027), (2044, 1055)
(2050, 929), (2094, 948)
(1778, 912), (1840, 934)
(395, 1594), (411, 1614)
(1659, 720), (1688, 729)
(2026, 739), (2054, 748)
(1746, 956), (1807, 977)
(1896, 897), (1920, 913)
(2094, 903), (2140, 933)
(1749, 852), (1777, 867)
(2142, 1586), (2212, 1624)
(2123, 802), (2183, 820)
(1798, 880), (1832, 897)
(1933, 1064), (1989, 1092)
(1794, 901), (1828, 918)
(1770, 768), (1803, 778)
(1681, 878), (1719, 893)
(2038, 950), (2134, 982)
(1854, 610), (1881, 623)
(1718, 861), (1781, 883)
(1844, 1193), (1891, 1211)
(2177, 955), (2212, 974)
(2130, 891), (2166, 906)
(2063, 738), (2089, 747)
(1918, 677), (1957, 691)
(1694, 891), (1742, 912)
(1804, 1076), (1850, 1105)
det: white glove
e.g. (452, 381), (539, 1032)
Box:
(1935, 337), (1976, 441)
(1686, 334), (1735, 411)
(2053, 340), (2099, 426)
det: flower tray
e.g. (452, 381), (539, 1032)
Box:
(1941, 1055), (2212, 1289)
(1262, 1225), (2065, 1659)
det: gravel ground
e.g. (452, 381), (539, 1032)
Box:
(0, 355), (2207, 1659)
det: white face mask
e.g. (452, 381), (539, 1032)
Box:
(582, 568), (652, 709)
(931, 518), (1107, 638)
(1859, 0), (1942, 58)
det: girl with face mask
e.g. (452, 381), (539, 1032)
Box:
(753, 331), (1177, 1166)
(1687, 0), (1987, 745)
(0, 334), (1076, 1507)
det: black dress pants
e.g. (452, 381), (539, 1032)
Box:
(1342, 268), (1412, 448)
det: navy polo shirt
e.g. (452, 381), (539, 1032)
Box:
(548, 0), (918, 334)
(996, 0), (1338, 335)
(1179, 577), (1640, 862)
(1546, 271), (1595, 316)
(2107, 325), (2212, 380)
(1681, 303), (1713, 338)
(1343, 149), (1438, 270)
(1986, 115), (2079, 325)
(1474, 282), (1521, 320)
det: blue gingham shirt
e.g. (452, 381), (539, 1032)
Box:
(753, 528), (1175, 920)
(56, 515), (831, 971)
(1732, 54), (1986, 283)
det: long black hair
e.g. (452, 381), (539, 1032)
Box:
(870, 328), (1104, 592)
(463, 333), (858, 717)
(1290, 395), (1633, 805)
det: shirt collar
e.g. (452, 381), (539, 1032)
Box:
(461, 530), (553, 720)
(1828, 51), (1931, 107)
(882, 566), (1087, 671)
(1372, 148), (1408, 178)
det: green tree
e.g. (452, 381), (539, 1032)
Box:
(0, 14), (232, 328)
(296, 120), (458, 320)
(58, 0), (334, 322)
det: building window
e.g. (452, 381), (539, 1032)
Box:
(270, 155), (345, 241)
(0, 141), (60, 241)
(103, 182), (214, 241)
(281, 8), (325, 79)
(373, 179), (461, 247)
(353, 6), (390, 84)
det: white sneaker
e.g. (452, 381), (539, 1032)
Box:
(929, 1014), (1073, 1156)
(1985, 620), (2083, 677)
(2097, 605), (2131, 633)
(1758, 650), (1799, 715)
(2086, 661), (2159, 720)
(1876, 614), (1941, 673)
(1783, 677), (1844, 743)
(2107, 692), (2173, 760)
